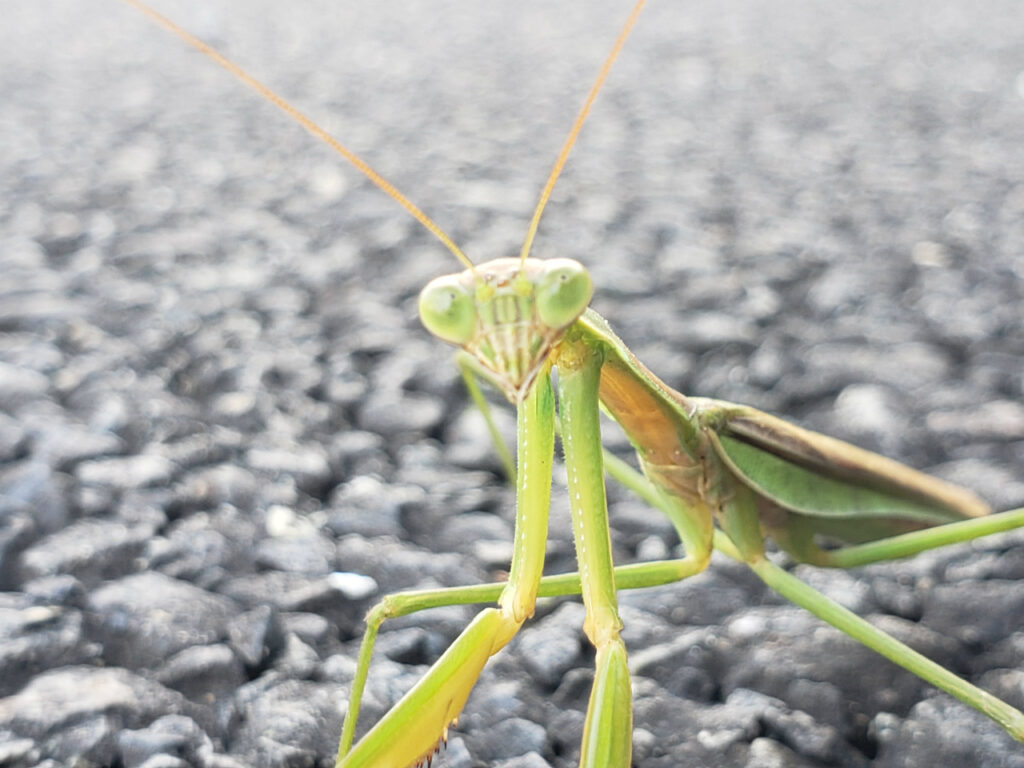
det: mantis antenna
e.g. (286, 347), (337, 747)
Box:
(518, 0), (647, 267)
(119, 0), (476, 271)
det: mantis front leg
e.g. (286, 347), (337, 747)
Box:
(339, 340), (641, 768)
(336, 373), (556, 768)
(338, 352), (720, 768)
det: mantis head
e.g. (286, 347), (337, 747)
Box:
(419, 257), (593, 402)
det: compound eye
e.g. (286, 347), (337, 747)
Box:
(536, 259), (593, 329)
(418, 277), (477, 346)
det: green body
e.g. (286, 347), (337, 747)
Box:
(575, 308), (990, 560)
(336, 258), (1024, 768)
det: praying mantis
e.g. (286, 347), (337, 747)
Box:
(97, 1), (1024, 766)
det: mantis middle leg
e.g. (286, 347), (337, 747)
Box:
(338, 550), (712, 762)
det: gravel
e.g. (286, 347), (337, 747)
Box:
(2, 1), (1023, 766)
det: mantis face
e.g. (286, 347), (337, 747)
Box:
(419, 257), (593, 402)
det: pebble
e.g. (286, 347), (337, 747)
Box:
(227, 604), (285, 670)
(75, 454), (176, 490)
(514, 603), (585, 687)
(87, 572), (238, 669)
(155, 643), (247, 700)
(18, 518), (155, 584)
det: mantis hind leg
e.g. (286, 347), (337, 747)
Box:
(808, 505), (1024, 568)
(718, 483), (1024, 742)
(747, 552), (1024, 741)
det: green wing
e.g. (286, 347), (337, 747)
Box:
(575, 309), (989, 551)
(700, 400), (990, 546)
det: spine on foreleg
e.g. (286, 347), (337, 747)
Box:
(337, 608), (519, 768)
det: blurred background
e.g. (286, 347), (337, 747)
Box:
(1, 1), (1023, 766)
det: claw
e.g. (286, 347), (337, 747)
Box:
(338, 608), (518, 768)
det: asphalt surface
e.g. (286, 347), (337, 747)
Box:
(2, 1), (1024, 767)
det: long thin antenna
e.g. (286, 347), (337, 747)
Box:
(120, 0), (475, 271)
(518, 0), (647, 266)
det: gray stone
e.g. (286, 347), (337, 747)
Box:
(923, 579), (1024, 647)
(0, 605), (96, 697)
(87, 572), (237, 669)
(0, 462), (71, 534)
(75, 454), (176, 490)
(326, 475), (425, 539)
(218, 571), (359, 637)
(150, 508), (254, 585)
(18, 517), (155, 584)
(136, 756), (191, 768)
(438, 736), (475, 768)
(34, 424), (124, 472)
(333, 535), (479, 597)
(443, 406), (516, 474)
(471, 717), (547, 762)
(547, 709), (585, 763)
(155, 643), (247, 701)
(0, 666), (189, 739)
(0, 514), (33, 589)
(0, 733), (38, 765)
(22, 574), (86, 607)
(42, 714), (119, 766)
(325, 430), (386, 476)
(440, 511), (515, 558)
(227, 604), (285, 670)
(719, 607), (961, 727)
(0, 413), (27, 462)
(870, 576), (924, 621)
(230, 680), (346, 768)
(494, 752), (553, 768)
(270, 633), (320, 679)
(244, 445), (332, 496)
(781, 679), (847, 736)
(744, 737), (817, 768)
(873, 697), (1024, 768)
(254, 533), (336, 576)
(279, 611), (332, 648)
(174, 464), (259, 513)
(202, 754), (251, 768)
(977, 667), (1024, 712)
(628, 626), (720, 702)
(118, 715), (212, 768)
(514, 602), (585, 688)
(0, 362), (49, 410)
(467, 678), (529, 728)
(927, 400), (1024, 440)
(357, 390), (446, 438)
(743, 692), (853, 765)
